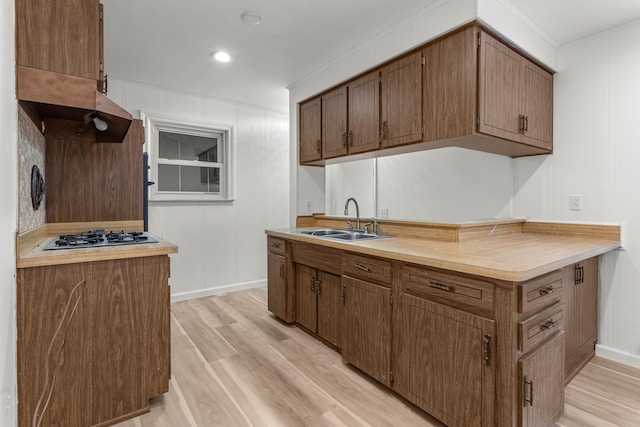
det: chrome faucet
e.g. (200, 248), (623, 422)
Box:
(344, 197), (360, 231)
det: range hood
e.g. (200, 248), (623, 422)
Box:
(17, 65), (133, 142)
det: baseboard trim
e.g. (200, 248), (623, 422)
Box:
(596, 344), (640, 369)
(170, 279), (266, 303)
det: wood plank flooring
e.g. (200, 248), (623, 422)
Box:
(116, 288), (640, 427)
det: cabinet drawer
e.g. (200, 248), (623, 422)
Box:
(267, 237), (286, 255)
(518, 302), (564, 354)
(343, 253), (392, 285)
(518, 270), (563, 314)
(401, 265), (494, 317)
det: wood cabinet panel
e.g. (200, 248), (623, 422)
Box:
(423, 26), (477, 142)
(16, 0), (101, 80)
(565, 257), (598, 381)
(394, 293), (495, 427)
(343, 253), (392, 285)
(299, 97), (322, 163)
(17, 256), (171, 427)
(518, 269), (563, 315)
(268, 253), (288, 321)
(518, 302), (564, 354)
(296, 264), (318, 332)
(478, 31), (521, 141)
(267, 236), (286, 256)
(347, 71), (380, 154)
(322, 87), (348, 159)
(45, 119), (144, 223)
(341, 275), (391, 385)
(381, 51), (422, 148)
(521, 60), (553, 149)
(519, 332), (565, 427)
(317, 271), (341, 347)
(291, 241), (343, 276)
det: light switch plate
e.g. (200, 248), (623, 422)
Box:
(570, 194), (583, 211)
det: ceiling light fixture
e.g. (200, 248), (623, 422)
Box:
(211, 51), (231, 62)
(240, 11), (262, 26)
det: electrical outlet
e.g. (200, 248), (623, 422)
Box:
(379, 207), (389, 218)
(305, 200), (312, 211)
(569, 194), (583, 211)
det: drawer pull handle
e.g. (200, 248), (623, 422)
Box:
(538, 286), (555, 296)
(271, 243), (281, 248)
(355, 263), (371, 273)
(429, 282), (456, 293)
(524, 377), (534, 406)
(279, 265), (285, 279)
(540, 320), (558, 331)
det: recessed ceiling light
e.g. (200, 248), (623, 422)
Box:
(240, 11), (262, 26)
(211, 51), (231, 63)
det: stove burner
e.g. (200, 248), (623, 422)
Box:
(46, 229), (158, 250)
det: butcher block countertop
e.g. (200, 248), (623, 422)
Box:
(16, 221), (178, 268)
(267, 217), (621, 282)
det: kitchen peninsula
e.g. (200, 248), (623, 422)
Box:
(266, 216), (620, 427)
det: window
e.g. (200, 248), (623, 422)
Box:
(143, 113), (234, 202)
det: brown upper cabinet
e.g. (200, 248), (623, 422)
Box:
(16, 0), (102, 80)
(299, 97), (322, 163)
(299, 22), (554, 165)
(380, 51), (423, 149)
(478, 31), (553, 150)
(15, 0), (133, 142)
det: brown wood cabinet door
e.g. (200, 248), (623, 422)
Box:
(341, 276), (391, 385)
(322, 86), (348, 159)
(268, 253), (288, 321)
(519, 332), (565, 427)
(565, 258), (598, 379)
(347, 71), (380, 154)
(380, 51), (423, 148)
(299, 97), (322, 163)
(521, 59), (553, 149)
(16, 0), (101, 79)
(423, 27), (477, 142)
(393, 293), (495, 427)
(317, 271), (341, 347)
(296, 264), (318, 332)
(478, 31), (522, 142)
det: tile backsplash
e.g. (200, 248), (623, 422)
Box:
(18, 106), (46, 232)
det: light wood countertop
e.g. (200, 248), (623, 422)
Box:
(267, 223), (620, 282)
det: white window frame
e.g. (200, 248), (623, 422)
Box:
(142, 111), (235, 202)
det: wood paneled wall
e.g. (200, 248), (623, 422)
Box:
(45, 119), (143, 224)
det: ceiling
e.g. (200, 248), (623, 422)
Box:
(103, 0), (640, 113)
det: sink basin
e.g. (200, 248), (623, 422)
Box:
(297, 229), (391, 241)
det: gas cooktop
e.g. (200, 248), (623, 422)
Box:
(44, 229), (158, 251)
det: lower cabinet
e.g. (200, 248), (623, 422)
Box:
(393, 292), (495, 427)
(267, 237), (294, 323)
(340, 275), (392, 386)
(519, 332), (565, 427)
(16, 256), (171, 427)
(564, 257), (598, 381)
(296, 264), (341, 347)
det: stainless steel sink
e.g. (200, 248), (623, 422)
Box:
(297, 229), (390, 241)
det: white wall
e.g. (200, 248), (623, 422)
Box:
(513, 22), (640, 367)
(108, 79), (290, 301)
(0, 0), (17, 424)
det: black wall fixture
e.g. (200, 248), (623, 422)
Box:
(31, 165), (45, 210)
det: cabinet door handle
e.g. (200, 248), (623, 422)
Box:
(279, 264), (285, 279)
(539, 319), (559, 330)
(429, 282), (456, 293)
(342, 132), (348, 147)
(316, 139), (321, 153)
(519, 114), (526, 134)
(574, 264), (584, 285)
(310, 277), (316, 292)
(348, 131), (353, 146)
(380, 121), (388, 140)
(355, 263), (371, 272)
(341, 284), (346, 304)
(316, 279), (321, 295)
(538, 286), (555, 296)
(483, 334), (492, 366)
(524, 115), (529, 132)
(524, 377), (534, 406)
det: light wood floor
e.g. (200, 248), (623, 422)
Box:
(116, 288), (640, 427)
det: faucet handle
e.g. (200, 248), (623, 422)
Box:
(364, 222), (371, 233)
(346, 221), (353, 230)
